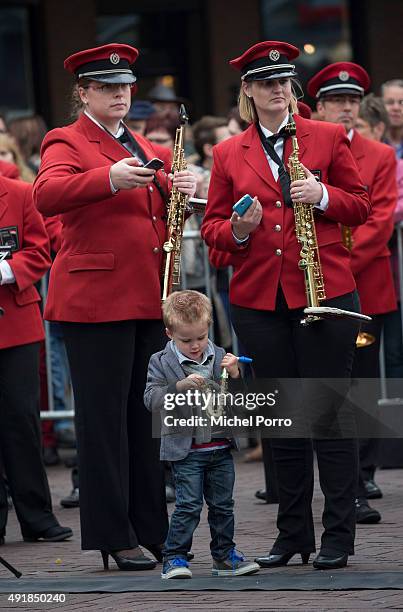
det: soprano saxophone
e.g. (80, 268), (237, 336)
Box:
(286, 119), (325, 325)
(161, 105), (189, 302)
(285, 118), (371, 325)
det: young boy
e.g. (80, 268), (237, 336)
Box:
(144, 290), (259, 579)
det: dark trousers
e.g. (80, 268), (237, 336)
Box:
(383, 305), (403, 378)
(0, 342), (57, 536)
(231, 290), (360, 556)
(62, 320), (168, 551)
(164, 448), (235, 561)
(351, 316), (384, 498)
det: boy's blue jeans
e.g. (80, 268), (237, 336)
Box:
(163, 448), (236, 561)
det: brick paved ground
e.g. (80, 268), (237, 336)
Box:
(1, 451), (403, 611)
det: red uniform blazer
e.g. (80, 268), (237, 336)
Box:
(43, 216), (63, 254)
(0, 160), (19, 180)
(0, 177), (51, 349)
(349, 131), (397, 315)
(201, 115), (370, 311)
(33, 113), (172, 323)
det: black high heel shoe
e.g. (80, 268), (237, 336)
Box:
(100, 548), (156, 571)
(313, 553), (348, 570)
(255, 551), (310, 568)
(141, 543), (194, 563)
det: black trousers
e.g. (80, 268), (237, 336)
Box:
(351, 315), (384, 498)
(231, 290), (360, 556)
(0, 342), (57, 536)
(62, 320), (168, 551)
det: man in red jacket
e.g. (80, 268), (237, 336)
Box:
(0, 176), (73, 544)
(308, 63), (398, 525)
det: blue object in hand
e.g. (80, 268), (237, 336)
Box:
(232, 194), (254, 217)
(238, 356), (253, 364)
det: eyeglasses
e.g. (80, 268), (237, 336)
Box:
(84, 83), (131, 94)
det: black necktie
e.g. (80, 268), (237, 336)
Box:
(257, 123), (292, 208)
(117, 128), (147, 164)
(266, 126), (289, 146)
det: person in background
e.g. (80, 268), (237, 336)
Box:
(0, 115), (8, 134)
(7, 115), (47, 174)
(0, 175), (72, 545)
(190, 116), (230, 199)
(144, 111), (178, 152)
(380, 80), (403, 381)
(33, 43), (196, 570)
(355, 93), (390, 141)
(227, 107), (249, 136)
(186, 117), (233, 348)
(147, 83), (185, 115)
(0, 133), (36, 183)
(0, 130), (66, 465)
(126, 100), (156, 135)
(381, 79), (403, 159)
(309, 63), (397, 526)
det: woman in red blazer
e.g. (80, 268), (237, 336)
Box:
(33, 44), (196, 571)
(201, 41), (370, 570)
(0, 176), (72, 544)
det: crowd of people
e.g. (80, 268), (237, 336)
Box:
(1, 38), (403, 580)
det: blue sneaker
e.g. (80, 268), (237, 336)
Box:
(161, 557), (192, 579)
(212, 549), (260, 576)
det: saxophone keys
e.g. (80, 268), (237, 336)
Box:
(163, 241), (174, 253)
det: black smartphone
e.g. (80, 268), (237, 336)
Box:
(143, 158), (164, 171)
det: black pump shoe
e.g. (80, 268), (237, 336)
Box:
(101, 549), (156, 571)
(23, 525), (73, 542)
(141, 543), (194, 563)
(255, 551), (310, 568)
(313, 553), (348, 570)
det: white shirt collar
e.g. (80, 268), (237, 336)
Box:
(347, 128), (354, 142)
(259, 114), (290, 138)
(84, 110), (125, 138)
(171, 339), (215, 365)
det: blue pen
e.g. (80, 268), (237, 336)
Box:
(237, 356), (253, 364)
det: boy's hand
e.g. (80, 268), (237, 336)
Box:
(176, 374), (206, 392)
(221, 353), (240, 378)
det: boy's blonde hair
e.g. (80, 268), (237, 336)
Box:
(162, 290), (212, 330)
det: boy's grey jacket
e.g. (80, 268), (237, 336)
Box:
(144, 341), (242, 461)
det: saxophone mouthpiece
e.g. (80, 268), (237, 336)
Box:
(285, 119), (296, 137)
(179, 104), (189, 125)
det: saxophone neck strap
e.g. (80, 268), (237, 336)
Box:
(256, 121), (293, 208)
(102, 122), (169, 205)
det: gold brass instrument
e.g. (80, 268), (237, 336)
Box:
(161, 104), (189, 302)
(341, 226), (375, 348)
(285, 117), (372, 326)
(203, 369), (227, 419)
(286, 119), (326, 325)
(341, 225), (353, 251)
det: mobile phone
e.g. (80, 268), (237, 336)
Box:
(232, 194), (254, 217)
(143, 158), (164, 171)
